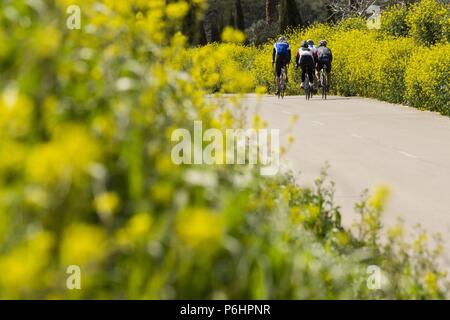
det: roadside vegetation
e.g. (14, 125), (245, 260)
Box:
(0, 0), (448, 299)
(186, 0), (450, 115)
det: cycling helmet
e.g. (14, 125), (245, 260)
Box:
(307, 39), (314, 46)
(301, 41), (308, 49)
(319, 40), (327, 46)
(279, 35), (287, 42)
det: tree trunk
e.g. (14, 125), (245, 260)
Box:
(235, 0), (245, 31)
(279, 0), (303, 32)
(266, 0), (279, 24)
(210, 24), (221, 42)
(199, 21), (207, 46)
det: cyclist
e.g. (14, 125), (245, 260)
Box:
(295, 41), (315, 90)
(307, 39), (319, 88)
(316, 40), (333, 88)
(272, 36), (291, 95)
(307, 39), (318, 62)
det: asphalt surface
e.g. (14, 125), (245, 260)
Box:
(242, 94), (450, 264)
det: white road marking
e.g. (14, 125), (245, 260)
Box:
(351, 133), (363, 139)
(312, 121), (325, 126)
(282, 110), (293, 115)
(398, 151), (417, 159)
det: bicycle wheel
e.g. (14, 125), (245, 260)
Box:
(278, 68), (285, 99)
(320, 70), (326, 100)
(305, 74), (310, 100)
(277, 76), (281, 99)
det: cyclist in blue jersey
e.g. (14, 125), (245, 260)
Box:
(272, 36), (291, 95)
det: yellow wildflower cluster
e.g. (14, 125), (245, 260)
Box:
(0, 0), (448, 300)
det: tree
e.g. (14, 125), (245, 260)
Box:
(235, 0), (246, 31)
(279, 0), (303, 32)
(266, 0), (279, 24)
(210, 23), (221, 42)
(326, 0), (421, 20)
(199, 21), (208, 45)
(228, 12), (235, 27)
(170, 0), (206, 45)
(326, 0), (378, 19)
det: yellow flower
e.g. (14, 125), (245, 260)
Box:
(287, 134), (295, 144)
(166, 2), (189, 20)
(26, 125), (100, 187)
(94, 192), (120, 216)
(151, 182), (173, 204)
(424, 271), (438, 296)
(335, 231), (349, 246)
(0, 231), (54, 292)
(0, 140), (26, 173)
(32, 26), (61, 57)
(369, 185), (390, 211)
(255, 86), (267, 95)
(413, 233), (428, 253)
(306, 204), (320, 219)
(127, 213), (153, 240)
(387, 225), (404, 240)
(221, 27), (246, 43)
(60, 223), (107, 267)
(116, 212), (153, 247)
(175, 207), (224, 250)
(290, 206), (305, 224)
(0, 89), (33, 138)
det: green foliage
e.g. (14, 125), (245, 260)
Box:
(406, 0), (450, 45)
(336, 17), (368, 32)
(245, 20), (279, 45)
(380, 4), (410, 38)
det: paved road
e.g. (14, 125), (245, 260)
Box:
(242, 94), (450, 263)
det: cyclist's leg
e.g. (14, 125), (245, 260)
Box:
(312, 63), (318, 89)
(308, 67), (314, 87)
(317, 62), (323, 87)
(275, 61), (282, 93)
(284, 61), (289, 83)
(300, 66), (306, 88)
(326, 62), (332, 87)
(314, 63), (319, 86)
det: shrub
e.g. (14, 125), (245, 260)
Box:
(336, 17), (368, 32)
(380, 4), (410, 38)
(245, 20), (279, 45)
(407, 0), (450, 45)
(371, 37), (416, 104)
(405, 44), (450, 114)
(188, 43), (257, 93)
(331, 30), (379, 97)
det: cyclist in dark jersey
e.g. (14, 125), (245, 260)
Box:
(316, 40), (333, 87)
(272, 36), (291, 95)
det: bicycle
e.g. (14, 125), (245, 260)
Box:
(276, 66), (287, 99)
(304, 73), (313, 100)
(320, 64), (329, 100)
